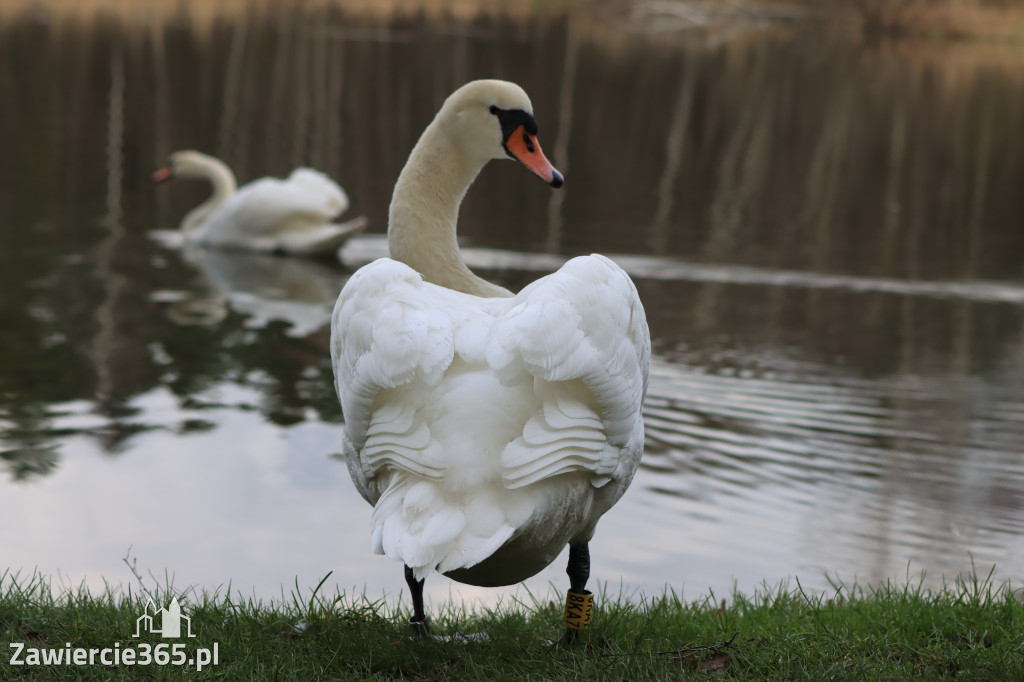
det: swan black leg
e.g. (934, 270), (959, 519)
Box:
(560, 542), (593, 644)
(567, 542), (590, 593)
(405, 564), (431, 635)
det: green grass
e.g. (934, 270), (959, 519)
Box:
(2, 568), (1022, 680)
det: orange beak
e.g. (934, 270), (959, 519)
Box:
(503, 125), (563, 188)
(152, 166), (174, 183)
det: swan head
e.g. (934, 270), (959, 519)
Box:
(438, 79), (563, 188)
(152, 150), (230, 184)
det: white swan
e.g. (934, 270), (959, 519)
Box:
(153, 150), (366, 256)
(330, 80), (650, 639)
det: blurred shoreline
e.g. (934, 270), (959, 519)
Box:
(5, 0), (1024, 44)
(3, 0), (576, 25)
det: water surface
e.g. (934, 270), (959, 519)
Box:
(2, 8), (1024, 608)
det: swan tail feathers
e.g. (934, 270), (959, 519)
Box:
(272, 215), (367, 255)
(370, 479), (515, 580)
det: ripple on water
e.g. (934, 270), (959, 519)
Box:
(634, 350), (1024, 590)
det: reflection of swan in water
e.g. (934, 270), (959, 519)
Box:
(153, 246), (349, 338)
(153, 150), (367, 256)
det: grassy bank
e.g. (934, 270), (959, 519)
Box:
(2, 570), (1022, 680)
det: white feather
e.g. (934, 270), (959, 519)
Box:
(332, 255), (649, 583)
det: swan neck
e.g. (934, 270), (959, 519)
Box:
(388, 122), (510, 298)
(206, 157), (238, 198)
(182, 157), (237, 236)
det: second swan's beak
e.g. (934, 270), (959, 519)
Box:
(152, 166), (174, 183)
(503, 125), (564, 188)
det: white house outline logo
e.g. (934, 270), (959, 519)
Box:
(132, 597), (195, 639)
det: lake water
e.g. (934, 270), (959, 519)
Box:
(2, 7), (1024, 610)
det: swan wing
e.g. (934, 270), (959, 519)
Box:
(486, 254), (650, 492)
(284, 168), (350, 216)
(333, 254), (649, 488)
(331, 255), (649, 577)
(204, 170), (350, 244)
(331, 258), (478, 500)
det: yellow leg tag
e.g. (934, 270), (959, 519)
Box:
(561, 590), (594, 630)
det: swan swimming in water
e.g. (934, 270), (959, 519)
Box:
(330, 79), (650, 640)
(153, 150), (366, 256)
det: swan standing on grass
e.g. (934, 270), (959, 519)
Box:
(153, 151), (366, 256)
(330, 80), (650, 641)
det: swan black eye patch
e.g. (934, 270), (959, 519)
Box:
(489, 105), (539, 144)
